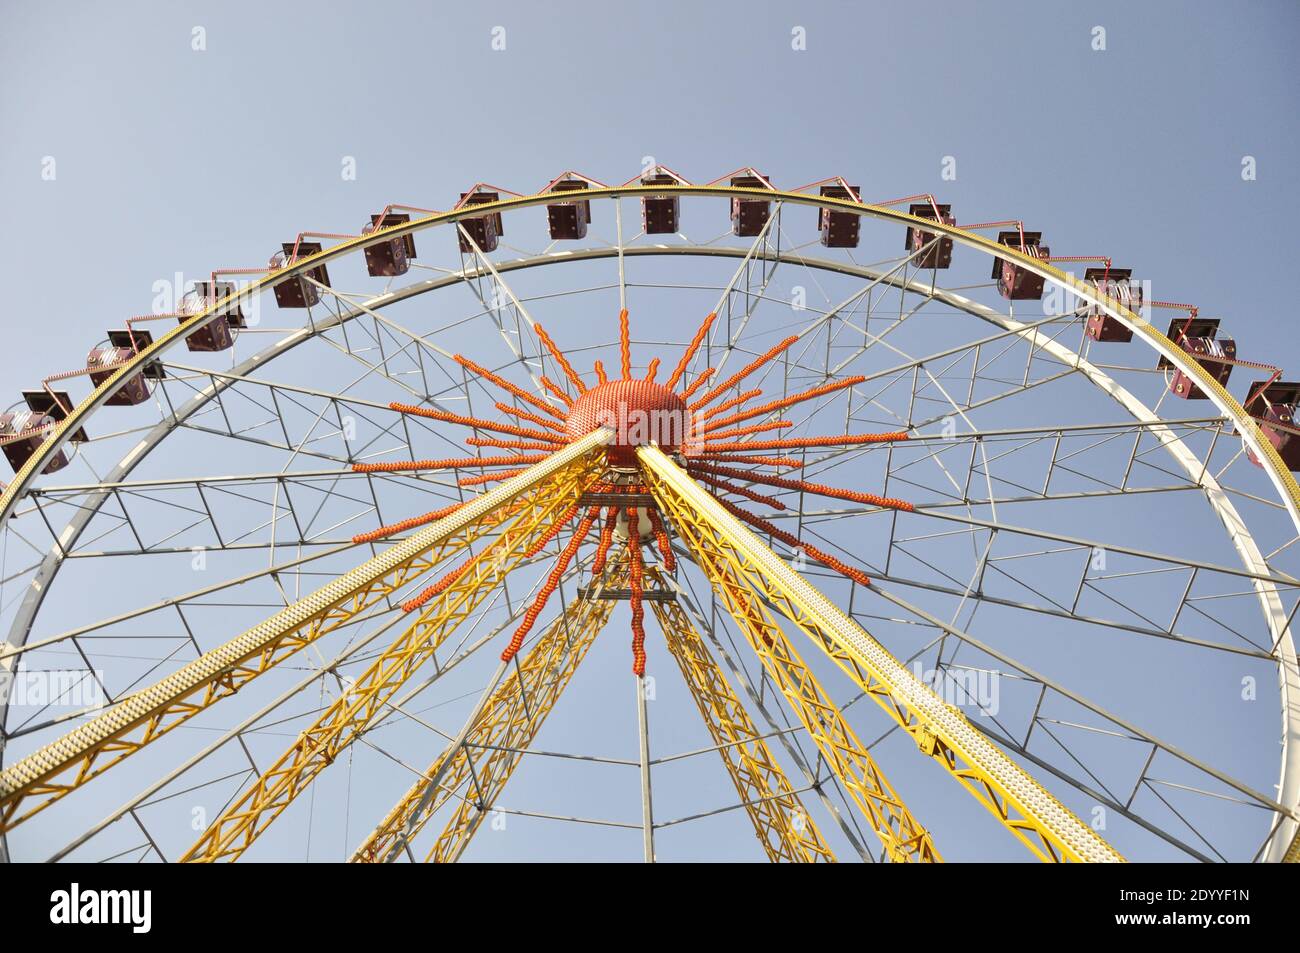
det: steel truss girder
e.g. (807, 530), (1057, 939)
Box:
(48, 549), (583, 864)
(0, 430), (610, 837)
(642, 464), (940, 863)
(0, 223), (1289, 863)
(179, 436), (609, 861)
(638, 444), (1122, 863)
(648, 572), (835, 862)
(353, 565), (624, 863)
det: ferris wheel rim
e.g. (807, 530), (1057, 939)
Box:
(1, 184), (1295, 532)
(1, 189), (1296, 862)
(4, 244), (1297, 858)
(7, 245), (1291, 658)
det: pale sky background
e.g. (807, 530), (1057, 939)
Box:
(1, 1), (1298, 862)
(1, 0), (1296, 388)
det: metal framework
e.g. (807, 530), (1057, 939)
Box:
(178, 434), (609, 861)
(1, 176), (1297, 863)
(640, 445), (1117, 863)
(355, 560), (623, 862)
(648, 569), (835, 862)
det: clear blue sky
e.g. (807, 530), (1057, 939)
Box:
(1, 0), (1297, 862)
(1, 0), (1296, 389)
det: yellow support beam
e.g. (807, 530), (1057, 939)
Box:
(651, 539), (937, 862)
(0, 430), (612, 835)
(179, 443), (607, 861)
(354, 565), (623, 863)
(638, 516), (938, 864)
(638, 444), (1123, 863)
(648, 574), (835, 862)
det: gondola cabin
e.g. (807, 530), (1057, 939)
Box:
(456, 192), (504, 253)
(1158, 317), (1235, 399)
(641, 174), (680, 234)
(1083, 267), (1138, 343)
(363, 213), (416, 277)
(904, 202), (955, 269)
(1244, 380), (1300, 470)
(87, 329), (161, 405)
(271, 242), (331, 309)
(818, 184), (861, 248)
(546, 181), (592, 240)
(991, 231), (1049, 300)
(730, 175), (771, 237)
(0, 390), (84, 474)
(178, 280), (245, 352)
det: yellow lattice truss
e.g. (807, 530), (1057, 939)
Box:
(0, 431), (612, 835)
(1285, 830), (1300, 863)
(180, 443), (608, 862)
(643, 496), (940, 862)
(637, 444), (1124, 864)
(647, 570), (836, 862)
(3, 428), (1129, 862)
(353, 564), (624, 863)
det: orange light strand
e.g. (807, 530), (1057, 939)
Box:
(495, 401), (567, 433)
(352, 454), (547, 473)
(687, 468), (786, 510)
(666, 311), (716, 390)
(457, 468), (527, 487)
(689, 335), (799, 411)
(702, 376), (866, 432)
(502, 508), (599, 662)
(695, 453), (804, 469)
(351, 501), (464, 544)
(524, 504), (580, 558)
(591, 506), (619, 575)
(538, 376), (575, 409)
(390, 403), (567, 445)
(465, 437), (559, 452)
(690, 461), (914, 511)
(698, 388), (762, 423)
(619, 309), (631, 379)
(699, 420), (794, 442)
(646, 507), (675, 571)
(400, 552), (477, 612)
(534, 324), (587, 393)
(628, 511), (647, 676)
(701, 432), (909, 453)
(714, 496), (871, 588)
(453, 355), (568, 421)
(680, 368), (716, 401)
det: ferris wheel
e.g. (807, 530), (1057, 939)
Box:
(1, 166), (1298, 863)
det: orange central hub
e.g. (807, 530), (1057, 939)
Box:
(565, 379), (691, 466)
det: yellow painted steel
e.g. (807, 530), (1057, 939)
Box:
(0, 430), (611, 834)
(353, 564), (623, 863)
(641, 487), (940, 863)
(355, 562), (836, 864)
(406, 601), (614, 863)
(648, 572), (835, 862)
(3, 182), (1293, 859)
(639, 444), (1123, 863)
(180, 443), (608, 862)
